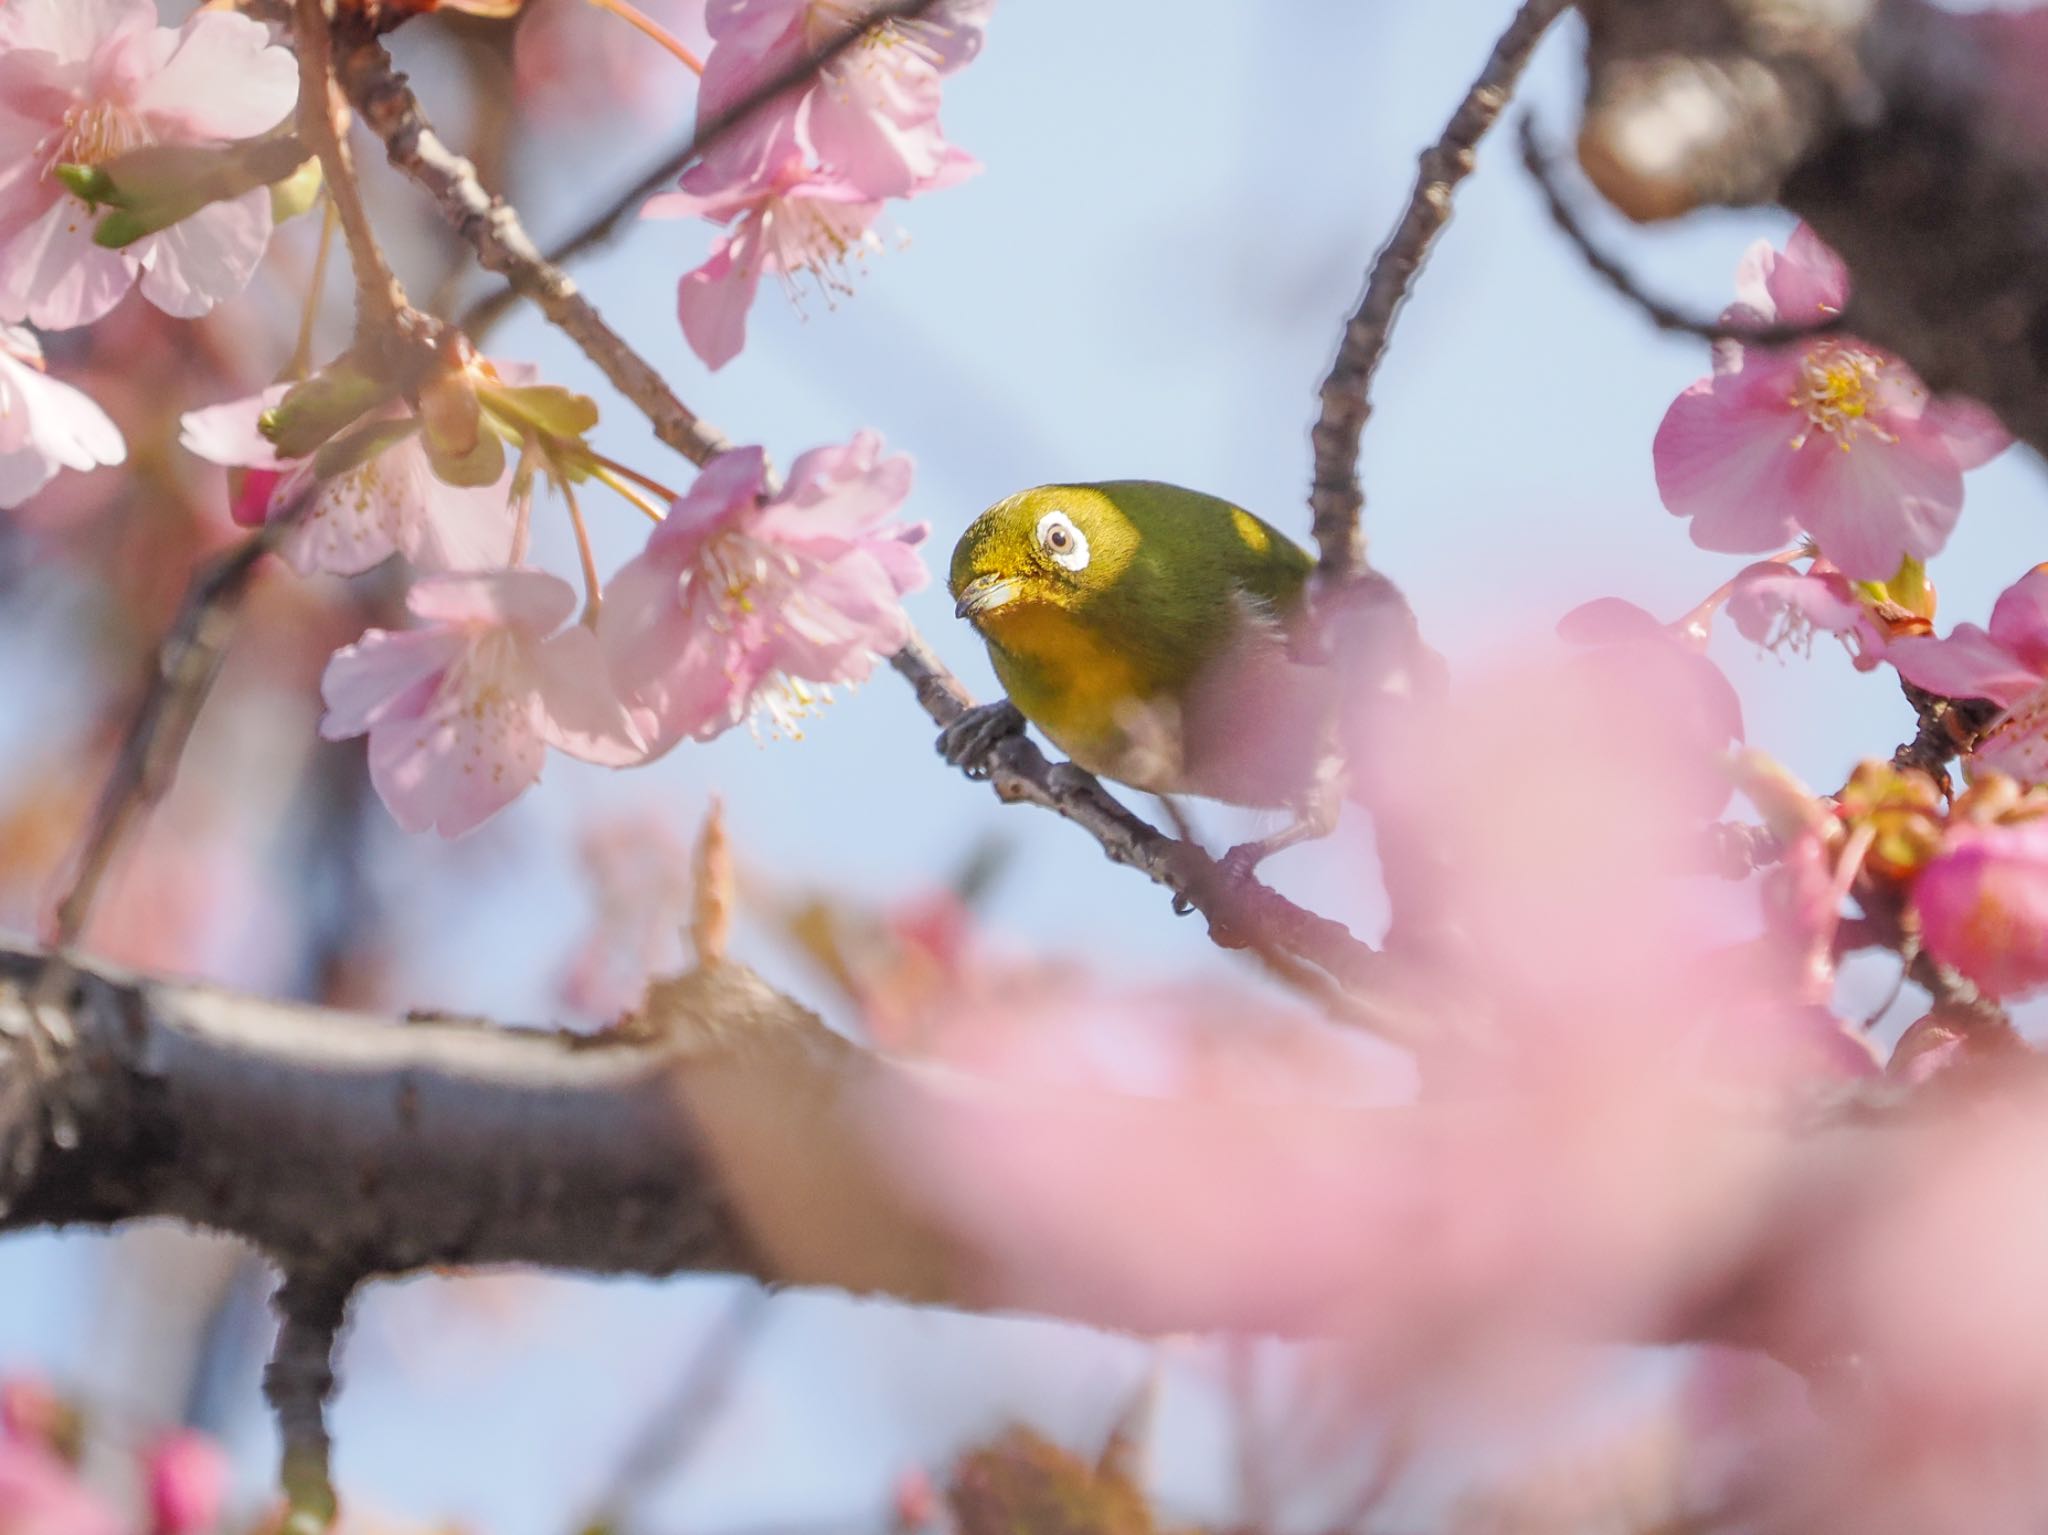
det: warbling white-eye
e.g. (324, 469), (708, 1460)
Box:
(940, 480), (1346, 876)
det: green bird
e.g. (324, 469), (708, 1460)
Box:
(940, 480), (1347, 875)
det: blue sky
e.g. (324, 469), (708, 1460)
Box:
(3, 2), (2045, 1531)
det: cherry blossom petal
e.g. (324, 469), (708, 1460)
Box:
(532, 624), (647, 766)
(676, 233), (765, 371)
(1886, 627), (2040, 710)
(1914, 822), (2048, 998)
(1653, 365), (1807, 555)
(1726, 563), (1872, 654)
(135, 187), (275, 319)
(1972, 698), (2048, 786)
(1926, 395), (2013, 472)
(133, 9), (297, 139)
(318, 626), (466, 740)
(408, 567), (575, 632)
(0, 196), (134, 330)
(1766, 223), (1851, 320)
(0, 0), (153, 56)
(1786, 420), (1963, 580)
(365, 681), (547, 838)
(1986, 567), (2048, 675)
(178, 385), (288, 471)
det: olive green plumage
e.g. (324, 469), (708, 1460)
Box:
(947, 481), (1331, 809)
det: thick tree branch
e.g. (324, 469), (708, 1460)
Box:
(1309, 0), (1569, 581)
(1574, 0), (2048, 461)
(1, 939), (2039, 1377)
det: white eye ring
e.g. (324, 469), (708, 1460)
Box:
(1035, 509), (1090, 572)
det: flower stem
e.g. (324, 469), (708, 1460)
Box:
(561, 477), (606, 626)
(583, 0), (706, 76)
(292, 0), (408, 336)
(591, 451), (681, 505)
(287, 194), (339, 381)
(593, 465), (666, 524)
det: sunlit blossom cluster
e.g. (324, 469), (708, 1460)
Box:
(0, 0), (948, 839)
(646, 0), (991, 368)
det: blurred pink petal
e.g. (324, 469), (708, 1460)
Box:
(0, 1438), (120, 1535)
(0, 324), (124, 508)
(145, 1430), (227, 1535)
(1911, 820), (2048, 998)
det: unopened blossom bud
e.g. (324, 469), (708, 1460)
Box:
(1912, 820), (2048, 998)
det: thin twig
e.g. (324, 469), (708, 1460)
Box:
(1518, 115), (1848, 349)
(333, 23), (732, 467)
(41, 491), (317, 968)
(292, 0), (407, 335)
(1309, 0), (1570, 581)
(457, 0), (946, 341)
(264, 1270), (356, 1535)
(581, 1286), (772, 1529)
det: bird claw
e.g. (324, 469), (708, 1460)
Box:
(1217, 840), (1271, 886)
(936, 700), (1025, 779)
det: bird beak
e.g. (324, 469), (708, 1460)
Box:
(953, 573), (1021, 620)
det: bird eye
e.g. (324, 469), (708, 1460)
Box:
(1035, 510), (1090, 573)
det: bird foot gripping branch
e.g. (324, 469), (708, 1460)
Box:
(935, 699), (1027, 780)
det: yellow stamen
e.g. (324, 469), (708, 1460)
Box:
(1787, 341), (1899, 452)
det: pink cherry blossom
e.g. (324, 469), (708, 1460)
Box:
(647, 130), (888, 370)
(179, 386), (516, 578)
(694, 0), (989, 197)
(598, 432), (928, 748)
(1911, 820), (2048, 998)
(0, 324), (123, 507)
(321, 570), (646, 837)
(0, 1438), (120, 1535)
(1653, 225), (2009, 581)
(1888, 566), (2048, 782)
(0, 0), (299, 329)
(1725, 559), (1886, 666)
(144, 1431), (227, 1535)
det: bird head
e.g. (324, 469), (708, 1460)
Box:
(948, 484), (1135, 632)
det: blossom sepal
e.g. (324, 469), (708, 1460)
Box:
(53, 132), (313, 249)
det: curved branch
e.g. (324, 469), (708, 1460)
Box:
(1308, 0), (1569, 581)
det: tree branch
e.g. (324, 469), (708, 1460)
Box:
(292, 0), (407, 335)
(1308, 0), (1569, 582)
(0, 938), (2038, 1377)
(264, 1272), (353, 1535)
(328, 18), (733, 467)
